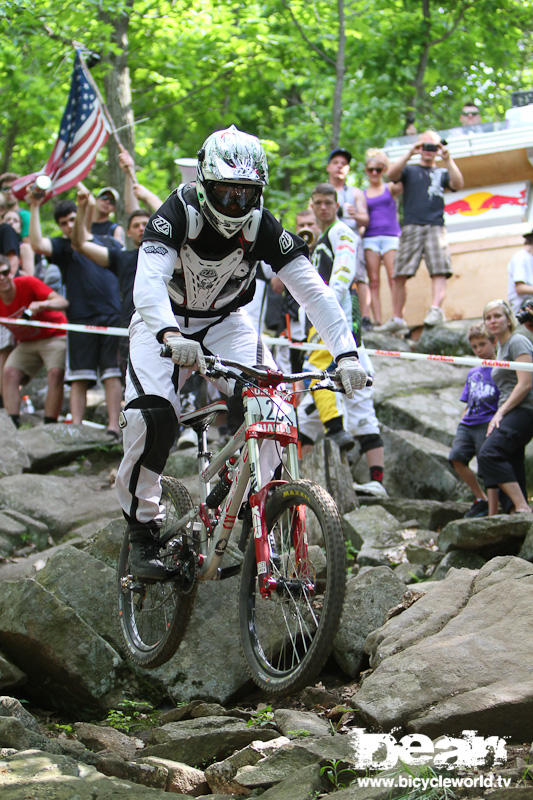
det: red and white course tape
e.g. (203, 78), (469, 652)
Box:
(2, 317), (532, 372)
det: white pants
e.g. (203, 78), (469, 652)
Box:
(116, 310), (276, 524)
(298, 384), (380, 443)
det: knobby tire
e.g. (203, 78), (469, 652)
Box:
(239, 479), (346, 694)
(117, 476), (197, 668)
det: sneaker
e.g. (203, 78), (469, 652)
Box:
(373, 317), (409, 335)
(423, 306), (445, 326)
(177, 427), (198, 450)
(353, 480), (389, 498)
(128, 524), (169, 580)
(326, 429), (355, 452)
(463, 499), (488, 518)
(361, 316), (373, 331)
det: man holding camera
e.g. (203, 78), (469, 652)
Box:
(376, 130), (463, 333)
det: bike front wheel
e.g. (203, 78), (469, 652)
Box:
(239, 480), (346, 694)
(117, 476), (198, 668)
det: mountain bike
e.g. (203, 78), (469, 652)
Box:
(117, 354), (350, 694)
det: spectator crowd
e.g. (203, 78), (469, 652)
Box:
(1, 97), (533, 517)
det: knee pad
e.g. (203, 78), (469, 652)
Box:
(358, 432), (383, 454)
(123, 395), (179, 474)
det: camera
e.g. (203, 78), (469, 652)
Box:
(21, 309), (33, 320)
(516, 302), (533, 325)
(422, 143), (439, 152)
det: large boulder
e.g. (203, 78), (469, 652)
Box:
(438, 514), (533, 553)
(376, 385), (464, 447)
(0, 578), (123, 712)
(355, 557), (533, 739)
(18, 423), (122, 471)
(377, 427), (464, 501)
(333, 567), (407, 676)
(0, 474), (121, 540)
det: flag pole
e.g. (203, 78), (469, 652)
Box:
(74, 45), (137, 184)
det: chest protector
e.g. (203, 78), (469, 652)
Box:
(167, 184), (262, 317)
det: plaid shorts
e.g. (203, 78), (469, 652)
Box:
(394, 224), (452, 278)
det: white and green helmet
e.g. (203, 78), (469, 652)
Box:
(197, 125), (268, 238)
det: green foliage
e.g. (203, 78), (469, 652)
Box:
(104, 699), (159, 733)
(246, 704), (275, 727)
(287, 728), (312, 738)
(320, 758), (357, 789)
(345, 539), (358, 561)
(2, 0), (533, 228)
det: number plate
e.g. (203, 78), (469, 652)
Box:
(250, 393), (297, 425)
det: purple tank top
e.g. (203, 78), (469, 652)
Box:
(363, 186), (401, 238)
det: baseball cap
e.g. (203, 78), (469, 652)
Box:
(97, 186), (119, 203)
(328, 148), (352, 164)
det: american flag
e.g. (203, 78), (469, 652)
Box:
(12, 50), (111, 202)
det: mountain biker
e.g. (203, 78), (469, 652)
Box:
(115, 125), (368, 579)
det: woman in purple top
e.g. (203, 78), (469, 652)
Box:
(362, 149), (402, 326)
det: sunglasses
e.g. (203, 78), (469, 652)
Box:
(462, 111), (479, 117)
(366, 166), (383, 174)
(0, 268), (11, 277)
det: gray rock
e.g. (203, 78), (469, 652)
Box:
(74, 722), (142, 760)
(35, 545), (121, 651)
(0, 696), (42, 734)
(379, 428), (463, 501)
(377, 385), (464, 446)
(138, 756), (208, 794)
(404, 542), (442, 565)
(414, 318), (474, 356)
(141, 715), (279, 765)
(0, 412), (30, 477)
(299, 438), (357, 516)
(0, 578), (123, 712)
(19, 423), (121, 471)
(357, 498), (468, 531)
(439, 515), (533, 552)
(333, 567), (407, 676)
(518, 526), (533, 561)
(344, 507), (405, 567)
(273, 708), (330, 738)
(0, 749), (193, 799)
(204, 736), (291, 794)
(0, 655), (26, 690)
(0, 474), (120, 540)
(250, 763), (325, 800)
(93, 754), (169, 789)
(392, 562), (426, 583)
(150, 576), (250, 705)
(356, 557), (533, 738)
(370, 353), (468, 405)
(431, 550), (487, 580)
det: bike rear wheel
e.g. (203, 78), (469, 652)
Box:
(239, 479), (346, 694)
(117, 476), (198, 668)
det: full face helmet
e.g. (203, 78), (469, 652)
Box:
(197, 125), (268, 238)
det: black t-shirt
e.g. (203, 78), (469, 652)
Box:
(0, 223), (19, 256)
(91, 220), (118, 238)
(400, 164), (451, 226)
(108, 247), (139, 325)
(50, 237), (122, 322)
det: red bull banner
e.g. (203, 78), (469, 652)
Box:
(444, 181), (528, 231)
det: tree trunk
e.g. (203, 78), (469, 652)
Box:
(98, 3), (135, 226)
(331, 0), (346, 149)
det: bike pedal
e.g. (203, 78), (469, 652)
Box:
(217, 564), (242, 580)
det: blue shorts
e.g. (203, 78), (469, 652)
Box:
(363, 235), (399, 255)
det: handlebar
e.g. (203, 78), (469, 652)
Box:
(160, 347), (372, 389)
